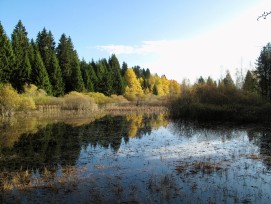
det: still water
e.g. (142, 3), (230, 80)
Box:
(1, 113), (271, 203)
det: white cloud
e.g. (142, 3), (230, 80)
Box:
(96, 45), (135, 55)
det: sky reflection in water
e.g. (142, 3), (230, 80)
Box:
(1, 114), (271, 203)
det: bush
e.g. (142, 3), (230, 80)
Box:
(19, 96), (36, 112)
(110, 94), (129, 105)
(0, 84), (21, 116)
(87, 92), (112, 104)
(62, 91), (97, 111)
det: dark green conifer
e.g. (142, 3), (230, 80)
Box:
(49, 53), (64, 96)
(11, 20), (31, 91)
(31, 46), (52, 94)
(108, 54), (124, 95)
(0, 22), (14, 83)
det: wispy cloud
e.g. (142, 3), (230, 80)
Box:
(96, 40), (184, 55)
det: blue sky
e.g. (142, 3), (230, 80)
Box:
(1, 0), (271, 82)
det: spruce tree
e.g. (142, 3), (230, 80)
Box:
(56, 34), (72, 92)
(243, 70), (257, 93)
(36, 28), (56, 73)
(31, 45), (52, 94)
(223, 71), (235, 89)
(56, 34), (84, 93)
(121, 62), (128, 76)
(88, 62), (98, 92)
(0, 22), (14, 83)
(95, 61), (107, 94)
(80, 59), (94, 92)
(108, 54), (124, 95)
(71, 51), (85, 92)
(49, 53), (64, 96)
(256, 43), (271, 100)
(11, 20), (32, 91)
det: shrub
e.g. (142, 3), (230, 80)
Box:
(110, 94), (129, 105)
(62, 91), (97, 111)
(19, 96), (36, 111)
(0, 84), (21, 116)
(87, 92), (112, 104)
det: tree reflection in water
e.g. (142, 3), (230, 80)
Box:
(0, 113), (168, 172)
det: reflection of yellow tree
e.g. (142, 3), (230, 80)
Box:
(0, 114), (105, 149)
(0, 118), (41, 148)
(126, 114), (143, 138)
(149, 113), (168, 129)
(126, 113), (169, 138)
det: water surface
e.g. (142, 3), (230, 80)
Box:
(1, 113), (271, 203)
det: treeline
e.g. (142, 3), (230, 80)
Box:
(0, 20), (180, 99)
(170, 60), (271, 123)
(170, 41), (271, 123)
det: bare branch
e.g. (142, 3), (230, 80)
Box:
(257, 11), (271, 21)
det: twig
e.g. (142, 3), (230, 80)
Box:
(257, 11), (271, 21)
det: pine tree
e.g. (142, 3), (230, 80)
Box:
(11, 20), (31, 91)
(31, 45), (52, 94)
(0, 22), (14, 83)
(108, 54), (124, 95)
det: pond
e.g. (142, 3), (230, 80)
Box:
(1, 113), (271, 203)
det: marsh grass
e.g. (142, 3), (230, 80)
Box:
(175, 161), (223, 175)
(1, 166), (87, 192)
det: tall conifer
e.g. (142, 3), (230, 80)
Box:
(0, 22), (14, 83)
(11, 20), (31, 91)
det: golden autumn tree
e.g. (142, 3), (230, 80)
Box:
(168, 80), (181, 98)
(124, 68), (143, 97)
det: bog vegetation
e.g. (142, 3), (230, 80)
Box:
(170, 66), (271, 123)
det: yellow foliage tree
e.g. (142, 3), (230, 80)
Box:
(169, 80), (181, 97)
(124, 68), (143, 96)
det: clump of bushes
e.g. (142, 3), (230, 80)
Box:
(0, 84), (36, 117)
